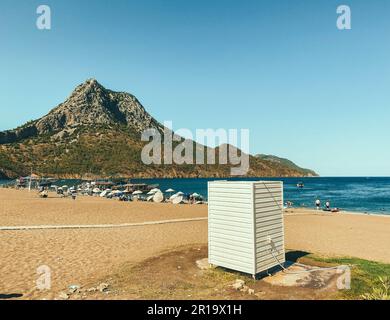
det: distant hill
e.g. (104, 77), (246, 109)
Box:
(0, 79), (318, 179)
(255, 154), (317, 177)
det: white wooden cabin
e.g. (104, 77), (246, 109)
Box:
(208, 181), (285, 277)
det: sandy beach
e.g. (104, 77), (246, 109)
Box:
(1, 188), (389, 299)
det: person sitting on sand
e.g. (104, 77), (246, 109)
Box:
(315, 199), (321, 210)
(286, 201), (293, 208)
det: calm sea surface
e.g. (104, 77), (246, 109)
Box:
(2, 177), (390, 215)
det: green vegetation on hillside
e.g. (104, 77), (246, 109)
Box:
(256, 154), (317, 177)
(0, 125), (317, 179)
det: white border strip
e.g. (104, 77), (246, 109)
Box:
(0, 217), (208, 231)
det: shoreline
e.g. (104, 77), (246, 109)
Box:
(286, 207), (390, 218)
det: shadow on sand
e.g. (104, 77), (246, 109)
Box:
(0, 293), (23, 300)
(255, 250), (311, 280)
(212, 251), (312, 281)
(285, 250), (311, 263)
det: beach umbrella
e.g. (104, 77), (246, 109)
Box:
(165, 188), (175, 198)
(169, 192), (183, 201)
(150, 188), (161, 193)
(100, 189), (110, 197)
(132, 190), (143, 195)
(62, 185), (69, 189)
(92, 188), (100, 193)
(174, 191), (184, 198)
(153, 192), (164, 203)
(169, 193), (178, 200)
(172, 195), (184, 205)
(147, 190), (157, 195)
(192, 193), (201, 198)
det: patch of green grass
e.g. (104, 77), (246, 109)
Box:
(204, 267), (242, 283)
(361, 277), (390, 300)
(204, 267), (257, 288)
(302, 254), (390, 300)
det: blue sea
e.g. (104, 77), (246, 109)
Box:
(2, 177), (390, 215)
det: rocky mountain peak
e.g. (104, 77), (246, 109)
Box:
(72, 78), (105, 96)
(0, 79), (164, 144)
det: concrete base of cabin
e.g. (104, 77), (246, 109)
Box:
(263, 262), (344, 289)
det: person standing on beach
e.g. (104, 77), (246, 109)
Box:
(326, 201), (331, 211)
(315, 199), (321, 210)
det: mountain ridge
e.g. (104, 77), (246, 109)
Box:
(0, 79), (318, 179)
(255, 154), (317, 177)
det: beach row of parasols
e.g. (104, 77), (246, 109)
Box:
(109, 188), (202, 204)
(145, 188), (183, 203)
(51, 185), (202, 204)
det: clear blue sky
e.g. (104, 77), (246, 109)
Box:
(0, 0), (389, 176)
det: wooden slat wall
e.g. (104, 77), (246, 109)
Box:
(254, 181), (285, 274)
(208, 182), (255, 274)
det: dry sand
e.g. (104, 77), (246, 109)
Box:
(0, 189), (206, 226)
(284, 209), (390, 264)
(0, 188), (389, 299)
